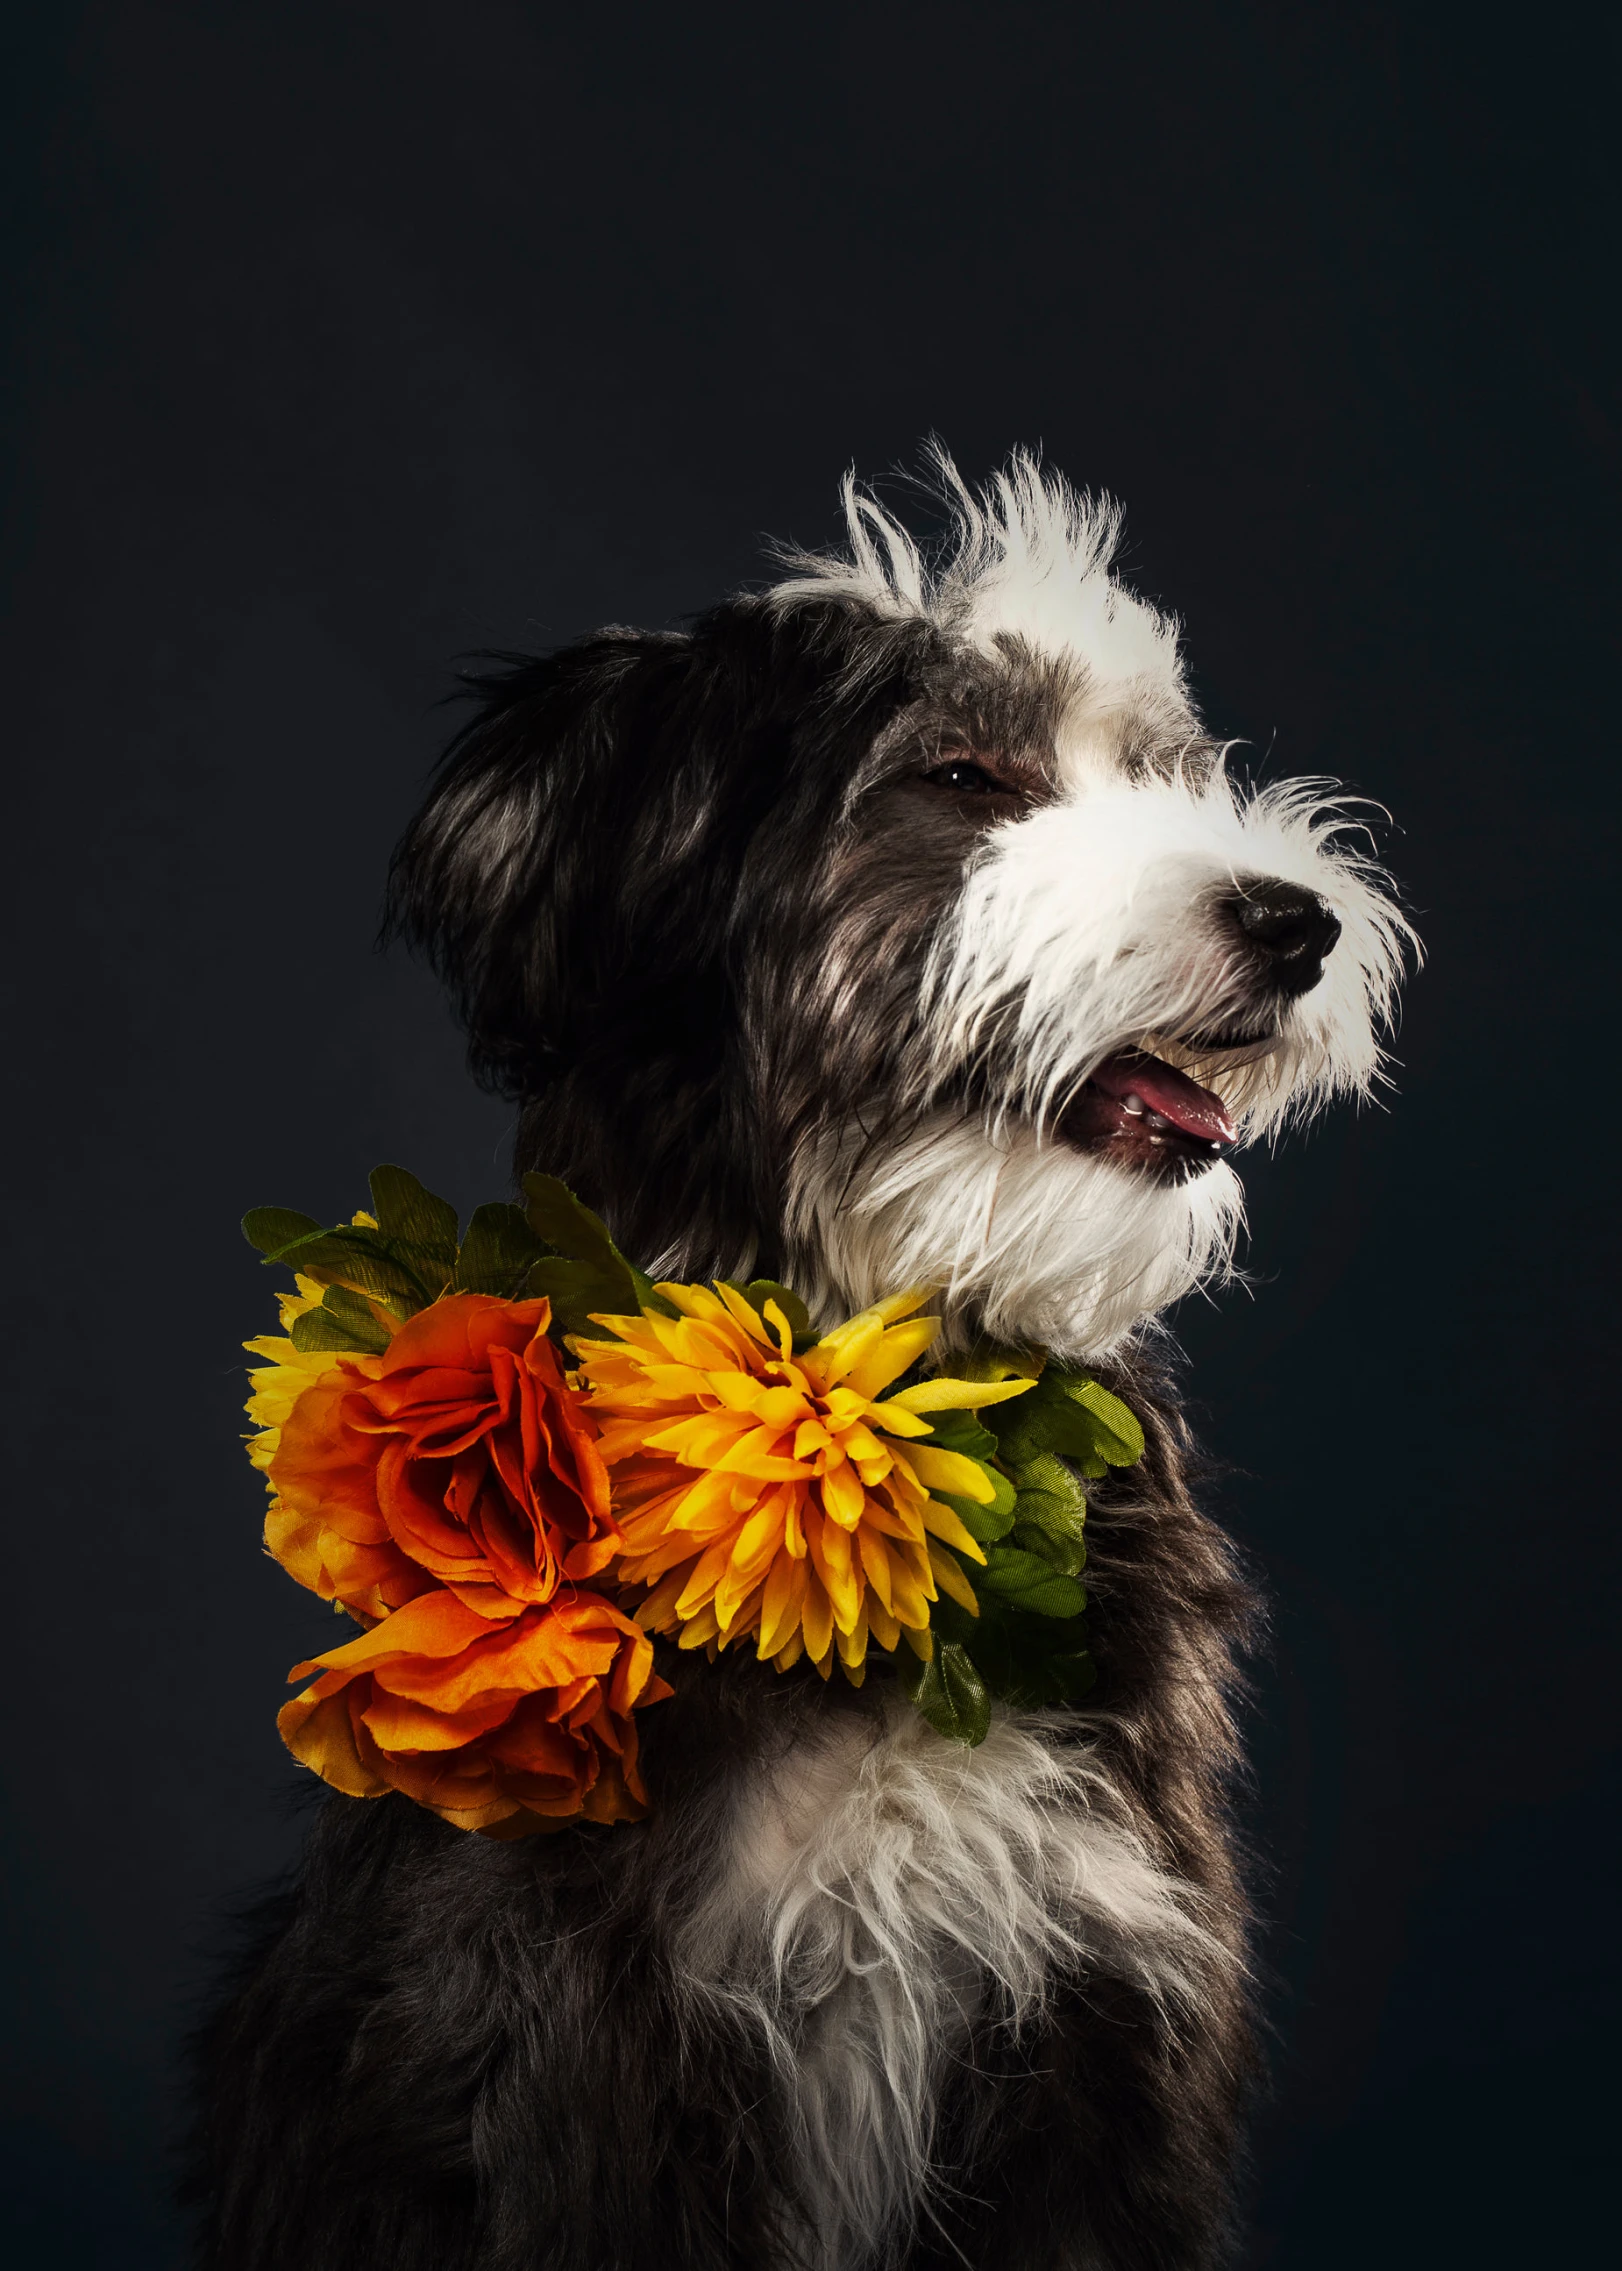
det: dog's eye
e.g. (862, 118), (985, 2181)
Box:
(924, 758), (1005, 795)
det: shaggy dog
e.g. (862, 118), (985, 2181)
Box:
(195, 453), (1410, 2270)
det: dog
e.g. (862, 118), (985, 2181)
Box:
(194, 451), (1411, 2270)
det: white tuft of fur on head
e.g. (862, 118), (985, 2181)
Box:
(673, 1695), (1226, 2271)
(770, 443), (1194, 742)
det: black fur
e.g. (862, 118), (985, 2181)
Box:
(383, 600), (1119, 1277)
(192, 589), (1262, 2268)
(906, 1382), (1259, 2271)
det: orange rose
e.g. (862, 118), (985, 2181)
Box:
(266, 1294), (618, 1623)
(279, 1587), (671, 1831)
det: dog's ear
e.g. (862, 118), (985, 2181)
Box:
(391, 618), (816, 1100)
(387, 628), (726, 1097)
(390, 600), (928, 1105)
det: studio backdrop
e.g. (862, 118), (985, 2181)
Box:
(2, 5), (1614, 2266)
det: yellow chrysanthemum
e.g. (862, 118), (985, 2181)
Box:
(243, 1217), (394, 1600)
(243, 1273), (346, 1471)
(571, 1283), (1033, 1682)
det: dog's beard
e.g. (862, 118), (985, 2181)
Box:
(786, 1116), (1245, 1361)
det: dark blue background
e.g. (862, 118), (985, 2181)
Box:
(3, 4), (1615, 2262)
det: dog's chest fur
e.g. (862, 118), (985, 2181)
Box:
(672, 1694), (1221, 2270)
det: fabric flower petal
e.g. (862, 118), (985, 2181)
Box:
(278, 1590), (669, 1834)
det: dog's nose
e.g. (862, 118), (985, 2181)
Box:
(1227, 879), (1342, 996)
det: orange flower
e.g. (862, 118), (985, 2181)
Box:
(265, 1294), (619, 1623)
(279, 1587), (670, 1831)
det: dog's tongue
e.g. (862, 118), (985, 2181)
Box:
(1090, 1050), (1238, 1147)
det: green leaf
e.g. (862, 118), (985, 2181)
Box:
(367, 1165), (460, 1267)
(290, 1284), (391, 1355)
(979, 1379), (1055, 1464)
(983, 1366), (1144, 1475)
(1009, 1447), (1086, 1519)
(1068, 1378), (1145, 1466)
(455, 1203), (552, 1297)
(738, 1279), (815, 1346)
(1006, 1450), (1087, 1574)
(522, 1257), (643, 1339)
(976, 1545), (1087, 1620)
(921, 1407), (1001, 1464)
(952, 1340), (1045, 1385)
(520, 1174), (679, 1328)
(290, 1308), (372, 1354)
(253, 1226), (432, 1314)
(520, 1175), (622, 1268)
(243, 1189), (444, 1314)
(318, 1283), (393, 1352)
(932, 1472), (1016, 1545)
(1010, 1520), (1085, 1577)
(983, 1372), (1086, 1465)
(929, 1592), (1097, 1710)
(242, 1206), (324, 1258)
(903, 1641), (991, 1746)
(632, 1272), (682, 1318)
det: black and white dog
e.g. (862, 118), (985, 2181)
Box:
(196, 453), (1410, 2270)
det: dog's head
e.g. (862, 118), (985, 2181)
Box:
(391, 452), (1413, 1359)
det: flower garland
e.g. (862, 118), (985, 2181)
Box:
(243, 1166), (1146, 1835)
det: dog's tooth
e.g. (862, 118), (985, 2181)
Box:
(1122, 1092), (1146, 1116)
(1144, 1109), (1171, 1131)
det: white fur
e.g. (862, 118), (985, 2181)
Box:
(674, 1696), (1223, 2271)
(777, 453), (1415, 1359)
(770, 444), (1193, 750)
(790, 1115), (1246, 1364)
(931, 766), (1410, 1140)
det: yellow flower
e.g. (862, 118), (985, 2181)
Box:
(243, 1211), (391, 1468)
(243, 1274), (344, 1472)
(572, 1284), (1032, 1682)
(243, 1215), (396, 1599)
